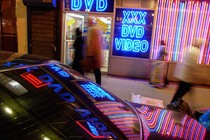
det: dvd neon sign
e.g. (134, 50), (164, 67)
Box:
(113, 9), (154, 58)
(115, 11), (148, 53)
(67, 0), (114, 12)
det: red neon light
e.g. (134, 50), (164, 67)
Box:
(21, 73), (49, 88)
(75, 121), (105, 139)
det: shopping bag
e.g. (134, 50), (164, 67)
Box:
(81, 56), (95, 72)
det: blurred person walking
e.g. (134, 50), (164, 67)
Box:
(86, 17), (103, 85)
(157, 40), (168, 61)
(72, 28), (85, 75)
(157, 40), (169, 87)
(149, 40), (169, 87)
(170, 38), (204, 103)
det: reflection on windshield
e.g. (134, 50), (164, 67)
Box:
(135, 105), (207, 140)
(95, 101), (141, 139)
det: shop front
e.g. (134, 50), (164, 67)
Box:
(108, 7), (155, 79)
(108, 0), (210, 82)
(61, 0), (115, 72)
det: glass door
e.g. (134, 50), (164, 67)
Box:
(64, 13), (84, 65)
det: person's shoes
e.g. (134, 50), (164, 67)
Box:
(149, 81), (153, 84)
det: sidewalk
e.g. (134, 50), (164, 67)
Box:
(86, 73), (210, 111)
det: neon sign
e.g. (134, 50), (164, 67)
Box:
(64, 0), (114, 13)
(21, 73), (49, 88)
(80, 82), (115, 101)
(113, 8), (154, 58)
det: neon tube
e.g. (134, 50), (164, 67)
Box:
(171, 1), (180, 61)
(153, 0), (209, 64)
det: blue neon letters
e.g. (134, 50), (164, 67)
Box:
(121, 25), (144, 38)
(113, 9), (154, 58)
(71, 0), (108, 12)
(115, 38), (149, 53)
(80, 82), (115, 101)
(122, 11), (147, 24)
(48, 63), (70, 78)
(114, 10), (149, 54)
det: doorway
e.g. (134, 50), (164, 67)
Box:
(63, 12), (112, 72)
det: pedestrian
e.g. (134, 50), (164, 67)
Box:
(157, 40), (168, 61)
(149, 40), (169, 87)
(157, 40), (169, 87)
(86, 17), (103, 85)
(170, 38), (204, 103)
(72, 27), (85, 75)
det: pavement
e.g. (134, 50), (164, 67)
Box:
(86, 73), (210, 111)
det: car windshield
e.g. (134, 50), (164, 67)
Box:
(0, 62), (144, 139)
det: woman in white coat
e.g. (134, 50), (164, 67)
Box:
(171, 38), (203, 103)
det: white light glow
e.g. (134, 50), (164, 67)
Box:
(4, 107), (13, 114)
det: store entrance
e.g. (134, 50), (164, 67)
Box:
(63, 12), (112, 73)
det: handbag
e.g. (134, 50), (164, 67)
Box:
(81, 56), (95, 72)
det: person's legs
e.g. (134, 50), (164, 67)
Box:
(72, 61), (84, 75)
(93, 68), (101, 85)
(163, 77), (169, 87)
(170, 81), (192, 103)
(163, 62), (169, 87)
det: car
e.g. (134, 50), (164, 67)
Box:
(0, 53), (209, 140)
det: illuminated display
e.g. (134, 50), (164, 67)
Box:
(151, 0), (210, 65)
(64, 0), (114, 13)
(113, 8), (154, 58)
(80, 82), (115, 101)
